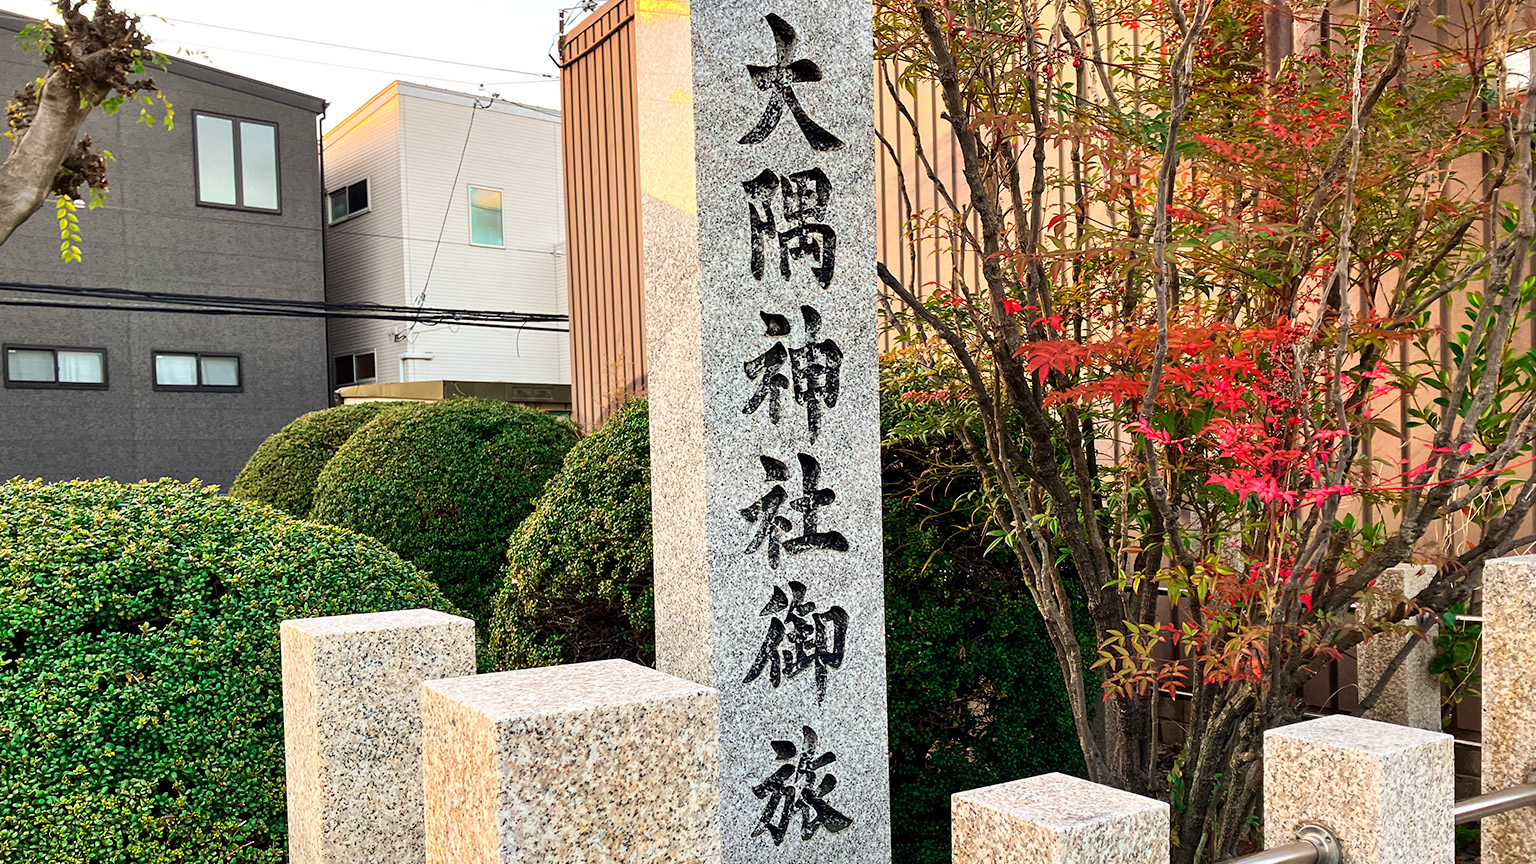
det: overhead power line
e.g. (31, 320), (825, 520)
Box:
(161, 17), (557, 79)
(0, 282), (569, 333)
(159, 39), (554, 87)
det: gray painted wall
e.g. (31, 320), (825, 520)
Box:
(0, 19), (328, 488)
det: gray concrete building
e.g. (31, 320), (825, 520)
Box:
(0, 12), (328, 488)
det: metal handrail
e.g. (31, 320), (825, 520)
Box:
(1221, 825), (1341, 864)
(1218, 781), (1536, 864)
(1454, 782), (1536, 824)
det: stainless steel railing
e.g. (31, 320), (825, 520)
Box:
(1454, 782), (1536, 824)
(1218, 781), (1536, 864)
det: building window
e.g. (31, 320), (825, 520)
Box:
(194, 112), (280, 212)
(333, 351), (376, 386)
(153, 352), (242, 391)
(468, 185), (503, 247)
(3, 345), (107, 389)
(328, 179), (369, 224)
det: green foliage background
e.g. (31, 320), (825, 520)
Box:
(489, 398), (653, 669)
(486, 397), (1084, 863)
(309, 398), (577, 623)
(0, 479), (451, 864)
(230, 401), (409, 516)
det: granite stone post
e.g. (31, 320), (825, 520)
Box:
(1482, 555), (1536, 864)
(1358, 563), (1441, 731)
(281, 608), (475, 864)
(419, 659), (720, 864)
(641, 0), (889, 861)
(1263, 715), (1453, 864)
(950, 773), (1168, 864)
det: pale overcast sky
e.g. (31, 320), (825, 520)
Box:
(2, 0), (580, 121)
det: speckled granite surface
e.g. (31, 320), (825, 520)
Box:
(1358, 564), (1440, 731)
(642, 1), (891, 860)
(281, 608), (475, 864)
(951, 772), (1167, 864)
(1482, 556), (1536, 864)
(420, 659), (721, 863)
(1263, 715), (1452, 864)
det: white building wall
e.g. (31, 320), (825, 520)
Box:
(396, 85), (569, 385)
(322, 87), (408, 382)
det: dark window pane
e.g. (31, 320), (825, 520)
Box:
(349, 180), (368, 213)
(354, 352), (375, 381)
(334, 355), (355, 385)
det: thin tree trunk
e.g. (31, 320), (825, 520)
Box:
(0, 71), (92, 247)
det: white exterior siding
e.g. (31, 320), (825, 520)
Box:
(323, 82), (568, 388)
(323, 88), (407, 382)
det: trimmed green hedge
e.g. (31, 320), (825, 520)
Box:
(309, 398), (577, 623)
(0, 479), (452, 864)
(485, 398), (1083, 863)
(230, 401), (410, 516)
(489, 398), (653, 669)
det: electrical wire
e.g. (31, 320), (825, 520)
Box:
(156, 39), (554, 88)
(407, 97), (486, 339)
(160, 16), (557, 79)
(0, 282), (570, 332)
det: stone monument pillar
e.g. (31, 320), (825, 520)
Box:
(1482, 555), (1536, 864)
(1263, 715), (1453, 864)
(281, 608), (476, 864)
(641, 0), (890, 860)
(951, 773), (1168, 864)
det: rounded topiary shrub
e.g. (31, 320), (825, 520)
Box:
(230, 401), (412, 516)
(489, 398), (652, 670)
(308, 398), (577, 623)
(0, 479), (452, 864)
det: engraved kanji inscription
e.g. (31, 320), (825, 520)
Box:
(739, 13), (845, 152)
(741, 453), (850, 568)
(744, 167), (837, 289)
(744, 580), (848, 702)
(751, 725), (854, 845)
(742, 305), (842, 441)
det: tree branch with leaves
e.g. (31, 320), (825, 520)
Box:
(1, 0), (170, 260)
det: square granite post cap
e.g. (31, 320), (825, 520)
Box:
(953, 772), (1166, 830)
(281, 608), (474, 637)
(420, 658), (718, 720)
(1263, 713), (1451, 754)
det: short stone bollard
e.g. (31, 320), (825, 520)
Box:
(950, 772), (1168, 864)
(1264, 714), (1453, 864)
(420, 658), (720, 863)
(1357, 563), (1440, 731)
(281, 608), (476, 864)
(1482, 555), (1536, 864)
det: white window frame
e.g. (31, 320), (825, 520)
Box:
(333, 351), (377, 386)
(467, 184), (505, 249)
(327, 179), (370, 225)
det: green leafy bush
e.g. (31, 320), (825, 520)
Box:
(309, 398), (577, 623)
(0, 479), (451, 864)
(485, 397), (1082, 863)
(489, 399), (653, 669)
(883, 499), (1083, 863)
(230, 401), (411, 516)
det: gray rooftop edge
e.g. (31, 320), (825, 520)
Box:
(0, 9), (327, 114)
